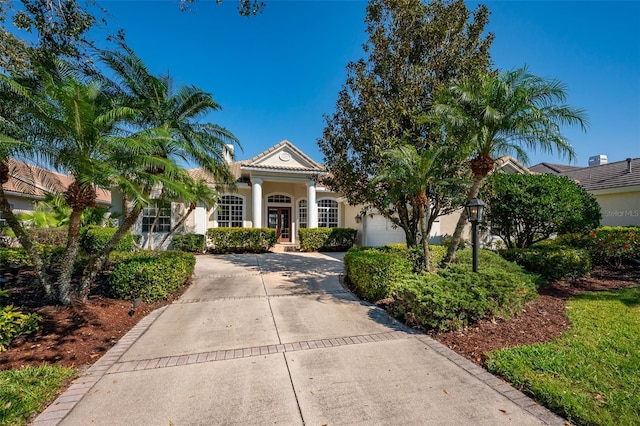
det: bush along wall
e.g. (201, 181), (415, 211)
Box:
(172, 234), (206, 253)
(108, 250), (196, 302)
(80, 226), (135, 254)
(559, 226), (640, 266)
(500, 245), (592, 281)
(299, 228), (357, 252)
(207, 228), (277, 253)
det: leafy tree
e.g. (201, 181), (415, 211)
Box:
(483, 173), (601, 248)
(435, 67), (588, 263)
(319, 0), (492, 247)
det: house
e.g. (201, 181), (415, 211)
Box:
(530, 156), (640, 227)
(130, 140), (532, 249)
(1, 159), (111, 223)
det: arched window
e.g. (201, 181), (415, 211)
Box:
(267, 194), (291, 203)
(318, 199), (338, 228)
(298, 199), (307, 229)
(217, 195), (244, 227)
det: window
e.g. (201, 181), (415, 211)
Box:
(218, 195), (243, 227)
(298, 199), (307, 229)
(318, 199), (338, 228)
(267, 195), (291, 203)
(142, 203), (171, 233)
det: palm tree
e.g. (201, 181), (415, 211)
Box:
(373, 144), (442, 272)
(434, 67), (588, 264)
(80, 44), (238, 287)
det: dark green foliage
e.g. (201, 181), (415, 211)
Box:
(29, 228), (67, 246)
(298, 228), (357, 252)
(171, 234), (205, 253)
(501, 245), (591, 281)
(559, 226), (640, 266)
(381, 243), (447, 273)
(484, 173), (601, 248)
(108, 250), (195, 302)
(343, 248), (412, 301)
(207, 228), (276, 253)
(80, 226), (135, 254)
(390, 249), (539, 331)
(0, 305), (40, 351)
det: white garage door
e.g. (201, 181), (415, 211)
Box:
(363, 212), (441, 247)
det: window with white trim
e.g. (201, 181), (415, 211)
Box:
(298, 199), (307, 229)
(218, 195), (243, 227)
(318, 199), (338, 228)
(142, 203), (171, 233)
(267, 194), (291, 203)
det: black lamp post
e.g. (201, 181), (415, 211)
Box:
(465, 198), (486, 273)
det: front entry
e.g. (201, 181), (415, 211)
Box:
(268, 207), (291, 243)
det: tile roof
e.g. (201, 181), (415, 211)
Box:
(2, 160), (111, 204)
(531, 158), (640, 191)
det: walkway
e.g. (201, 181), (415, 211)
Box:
(35, 252), (564, 425)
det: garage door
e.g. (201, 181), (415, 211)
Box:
(363, 212), (441, 247)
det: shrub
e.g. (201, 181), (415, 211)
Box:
(560, 226), (640, 266)
(298, 228), (357, 251)
(381, 243), (447, 272)
(207, 228), (276, 253)
(108, 250), (196, 302)
(500, 246), (592, 281)
(0, 248), (32, 269)
(390, 249), (539, 331)
(29, 228), (67, 246)
(344, 248), (412, 301)
(172, 234), (206, 253)
(0, 305), (40, 351)
(81, 226), (135, 254)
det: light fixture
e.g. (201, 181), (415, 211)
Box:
(355, 214), (362, 224)
(465, 198), (486, 272)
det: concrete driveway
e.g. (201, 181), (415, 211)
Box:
(35, 252), (564, 426)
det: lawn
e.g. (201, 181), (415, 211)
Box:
(486, 286), (640, 426)
(0, 364), (75, 425)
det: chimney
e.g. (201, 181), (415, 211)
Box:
(588, 154), (608, 167)
(627, 158), (632, 173)
(223, 144), (235, 164)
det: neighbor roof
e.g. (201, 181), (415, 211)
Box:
(530, 158), (640, 191)
(529, 162), (583, 174)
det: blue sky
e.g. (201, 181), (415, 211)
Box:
(97, 0), (640, 167)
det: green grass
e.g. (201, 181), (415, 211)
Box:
(0, 365), (75, 425)
(486, 286), (640, 425)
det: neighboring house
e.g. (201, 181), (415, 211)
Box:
(1, 159), (111, 224)
(530, 156), (640, 227)
(129, 140), (532, 249)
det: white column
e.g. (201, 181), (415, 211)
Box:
(307, 180), (318, 228)
(252, 177), (263, 228)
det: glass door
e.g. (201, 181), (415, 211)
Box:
(267, 207), (291, 243)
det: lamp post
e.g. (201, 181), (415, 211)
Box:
(465, 198), (486, 273)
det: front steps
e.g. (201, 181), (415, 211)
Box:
(272, 243), (300, 253)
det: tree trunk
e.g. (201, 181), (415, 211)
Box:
(0, 186), (52, 298)
(155, 203), (196, 251)
(79, 205), (142, 298)
(55, 207), (84, 305)
(419, 198), (431, 273)
(442, 176), (483, 266)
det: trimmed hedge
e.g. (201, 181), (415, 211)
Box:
(0, 246), (73, 271)
(298, 228), (357, 252)
(390, 249), (540, 331)
(559, 226), (640, 266)
(30, 228), (67, 247)
(381, 243), (447, 273)
(207, 228), (276, 253)
(172, 234), (206, 253)
(81, 226), (135, 254)
(108, 250), (196, 302)
(500, 245), (591, 281)
(344, 248), (411, 301)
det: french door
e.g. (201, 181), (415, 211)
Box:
(267, 207), (291, 243)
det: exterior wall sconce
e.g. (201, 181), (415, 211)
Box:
(465, 198), (486, 273)
(355, 214), (362, 224)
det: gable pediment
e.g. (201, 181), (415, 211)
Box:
(241, 140), (326, 173)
